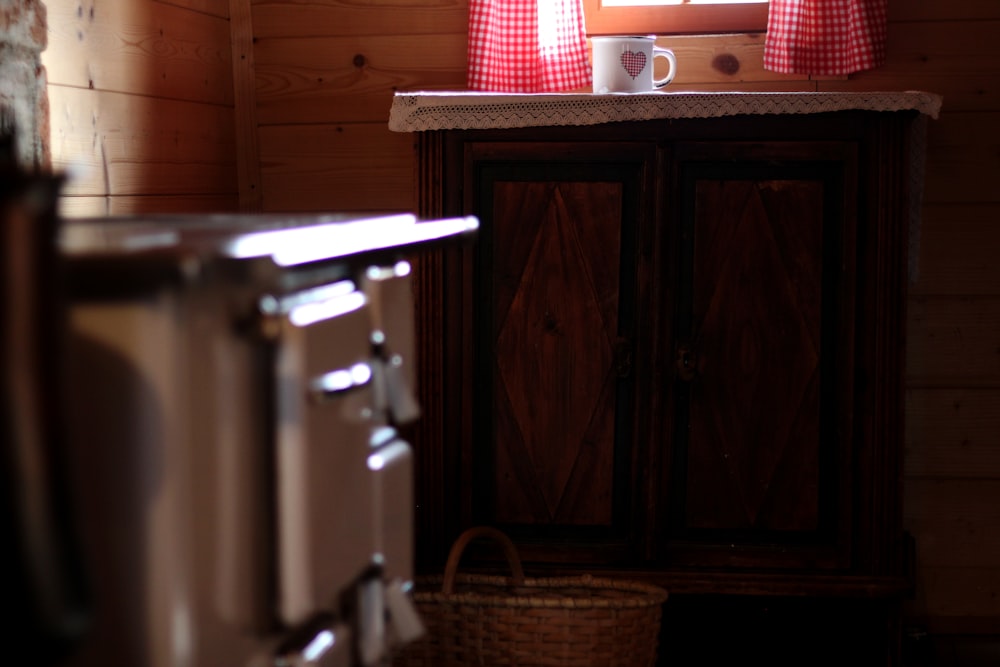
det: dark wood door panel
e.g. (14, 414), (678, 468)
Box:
(665, 148), (857, 569)
(469, 154), (652, 561)
(689, 177), (824, 534)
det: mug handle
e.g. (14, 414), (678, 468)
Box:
(653, 47), (677, 89)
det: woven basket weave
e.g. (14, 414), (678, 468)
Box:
(392, 527), (668, 667)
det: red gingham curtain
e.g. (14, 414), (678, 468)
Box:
(764, 0), (888, 76)
(467, 0), (592, 92)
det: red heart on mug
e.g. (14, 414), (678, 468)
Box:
(620, 50), (647, 79)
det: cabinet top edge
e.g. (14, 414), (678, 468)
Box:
(388, 90), (942, 133)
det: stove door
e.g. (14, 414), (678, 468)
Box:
(361, 261), (419, 426)
(272, 281), (379, 626)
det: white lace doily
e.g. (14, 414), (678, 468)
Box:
(392, 90), (940, 285)
(389, 90), (942, 132)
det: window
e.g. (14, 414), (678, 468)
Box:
(583, 0), (769, 36)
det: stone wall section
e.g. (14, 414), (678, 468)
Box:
(0, 0), (49, 168)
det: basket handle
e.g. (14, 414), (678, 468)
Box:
(441, 526), (525, 594)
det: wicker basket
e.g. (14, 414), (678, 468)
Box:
(392, 526), (668, 667)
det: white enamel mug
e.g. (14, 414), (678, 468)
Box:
(591, 35), (677, 94)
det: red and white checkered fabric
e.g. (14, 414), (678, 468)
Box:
(468, 0), (592, 92)
(764, 0), (888, 76)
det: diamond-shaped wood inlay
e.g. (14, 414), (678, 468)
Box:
(687, 178), (824, 532)
(491, 180), (622, 525)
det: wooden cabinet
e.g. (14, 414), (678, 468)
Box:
(409, 110), (917, 665)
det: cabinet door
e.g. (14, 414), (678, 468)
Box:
(464, 142), (655, 564)
(663, 141), (858, 571)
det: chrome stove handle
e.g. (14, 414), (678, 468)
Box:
(357, 575), (385, 666)
(274, 614), (353, 667)
(357, 573), (426, 666)
(384, 578), (425, 649)
(369, 348), (421, 426)
(307, 362), (373, 403)
(316, 341), (421, 426)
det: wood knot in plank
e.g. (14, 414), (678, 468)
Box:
(712, 53), (740, 76)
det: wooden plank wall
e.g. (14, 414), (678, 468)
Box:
(249, 0), (466, 213)
(43, 0), (239, 216)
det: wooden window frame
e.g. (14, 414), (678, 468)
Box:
(583, 0), (769, 36)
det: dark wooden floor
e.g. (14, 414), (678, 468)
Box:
(903, 633), (1000, 667)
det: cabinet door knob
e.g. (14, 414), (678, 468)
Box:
(676, 343), (697, 381)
